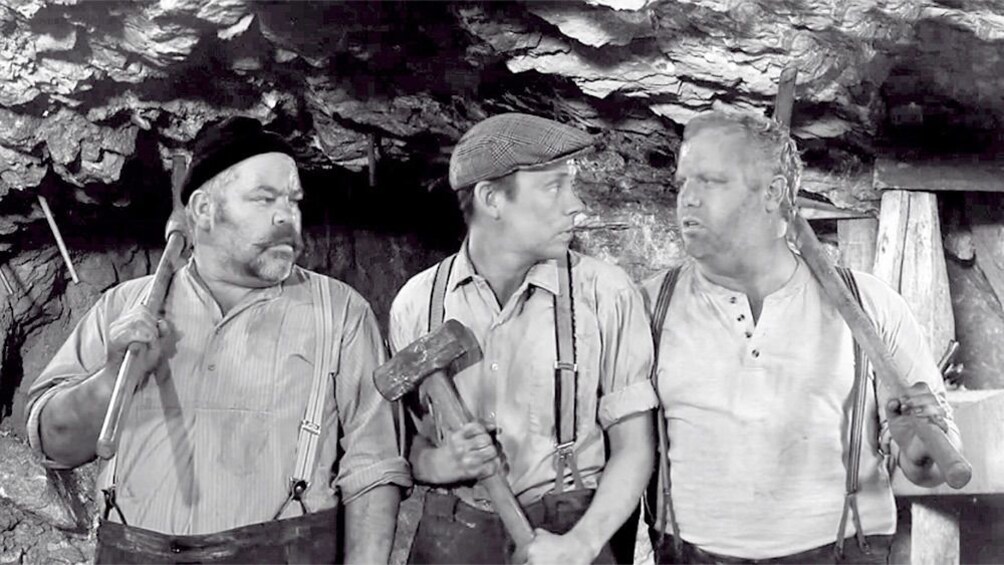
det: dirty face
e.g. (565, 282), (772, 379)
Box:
(203, 152), (304, 286)
(675, 130), (774, 265)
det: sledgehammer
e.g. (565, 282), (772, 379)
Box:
(373, 319), (536, 554)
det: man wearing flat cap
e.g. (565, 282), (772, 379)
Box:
(26, 116), (409, 563)
(390, 113), (657, 564)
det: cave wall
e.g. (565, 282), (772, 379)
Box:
(2, 1), (1004, 563)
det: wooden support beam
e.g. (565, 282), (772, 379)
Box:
(900, 191), (955, 355)
(875, 156), (1004, 193)
(911, 502), (961, 565)
(873, 190), (910, 290)
(874, 188), (959, 565)
(798, 197), (873, 221)
(837, 218), (878, 273)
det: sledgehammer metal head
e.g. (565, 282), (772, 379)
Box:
(374, 319), (482, 402)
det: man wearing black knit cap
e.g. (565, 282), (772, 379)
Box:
(26, 117), (409, 564)
(390, 113), (657, 564)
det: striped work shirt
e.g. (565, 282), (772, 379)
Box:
(26, 261), (410, 535)
(390, 245), (658, 508)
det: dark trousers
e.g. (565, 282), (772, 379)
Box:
(95, 506), (339, 564)
(651, 531), (893, 565)
(408, 489), (618, 564)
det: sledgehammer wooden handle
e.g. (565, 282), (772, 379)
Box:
(423, 370), (537, 549)
(789, 215), (972, 488)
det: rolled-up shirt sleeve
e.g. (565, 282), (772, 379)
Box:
(25, 289), (120, 468)
(596, 282), (658, 429)
(857, 272), (961, 452)
(333, 294), (412, 504)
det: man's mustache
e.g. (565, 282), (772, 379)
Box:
(255, 227), (303, 252)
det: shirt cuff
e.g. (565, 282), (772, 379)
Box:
(25, 380), (81, 470)
(336, 456), (412, 505)
(598, 380), (659, 429)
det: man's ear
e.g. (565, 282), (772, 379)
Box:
(472, 180), (502, 221)
(764, 175), (788, 213)
(188, 190), (214, 230)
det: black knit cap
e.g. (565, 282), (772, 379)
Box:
(179, 116), (296, 205)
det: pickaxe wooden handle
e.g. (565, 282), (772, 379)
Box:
(774, 66), (972, 488)
(96, 154), (188, 460)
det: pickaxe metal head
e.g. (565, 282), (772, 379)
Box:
(374, 319), (482, 402)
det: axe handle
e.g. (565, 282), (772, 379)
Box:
(96, 231), (186, 460)
(789, 215), (972, 488)
(96, 154), (188, 460)
(422, 370), (537, 550)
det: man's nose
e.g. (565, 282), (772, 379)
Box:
(679, 181), (701, 208)
(272, 201), (300, 226)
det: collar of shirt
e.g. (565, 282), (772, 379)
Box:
(183, 256), (287, 322)
(448, 239), (561, 298)
(690, 253), (811, 303)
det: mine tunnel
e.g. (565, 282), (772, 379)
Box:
(2, 1), (1004, 563)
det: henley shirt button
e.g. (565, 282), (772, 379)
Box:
(737, 314), (745, 321)
(745, 331), (753, 339)
(751, 349), (760, 358)
(490, 362), (499, 372)
(208, 364), (216, 372)
(729, 297), (737, 304)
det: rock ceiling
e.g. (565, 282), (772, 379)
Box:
(1, 0), (1004, 240)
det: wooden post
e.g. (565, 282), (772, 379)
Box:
(872, 189), (959, 565)
(911, 502), (961, 565)
(837, 218), (878, 273)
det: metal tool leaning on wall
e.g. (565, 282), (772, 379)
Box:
(641, 67), (967, 565)
(387, 112), (660, 565)
(24, 116), (409, 564)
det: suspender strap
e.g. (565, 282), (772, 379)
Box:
(834, 267), (871, 557)
(553, 251), (583, 494)
(645, 267), (682, 552)
(429, 254), (456, 332)
(428, 252), (581, 494)
(274, 274), (335, 519)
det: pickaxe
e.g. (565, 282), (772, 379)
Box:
(775, 66), (972, 488)
(373, 319), (536, 556)
(96, 154), (189, 460)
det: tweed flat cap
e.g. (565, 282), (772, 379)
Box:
(449, 113), (595, 190)
(180, 116), (295, 204)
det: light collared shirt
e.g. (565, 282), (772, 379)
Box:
(642, 257), (959, 559)
(26, 261), (410, 535)
(389, 245), (658, 508)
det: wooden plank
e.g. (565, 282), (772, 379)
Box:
(894, 389), (1004, 496)
(899, 192), (955, 356)
(872, 190), (909, 290)
(799, 197), (873, 221)
(875, 156), (1004, 193)
(910, 501), (961, 565)
(837, 218), (878, 273)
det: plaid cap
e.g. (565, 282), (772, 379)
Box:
(180, 116), (295, 205)
(449, 113), (595, 191)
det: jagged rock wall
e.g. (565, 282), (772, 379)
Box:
(3, 0), (1004, 563)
